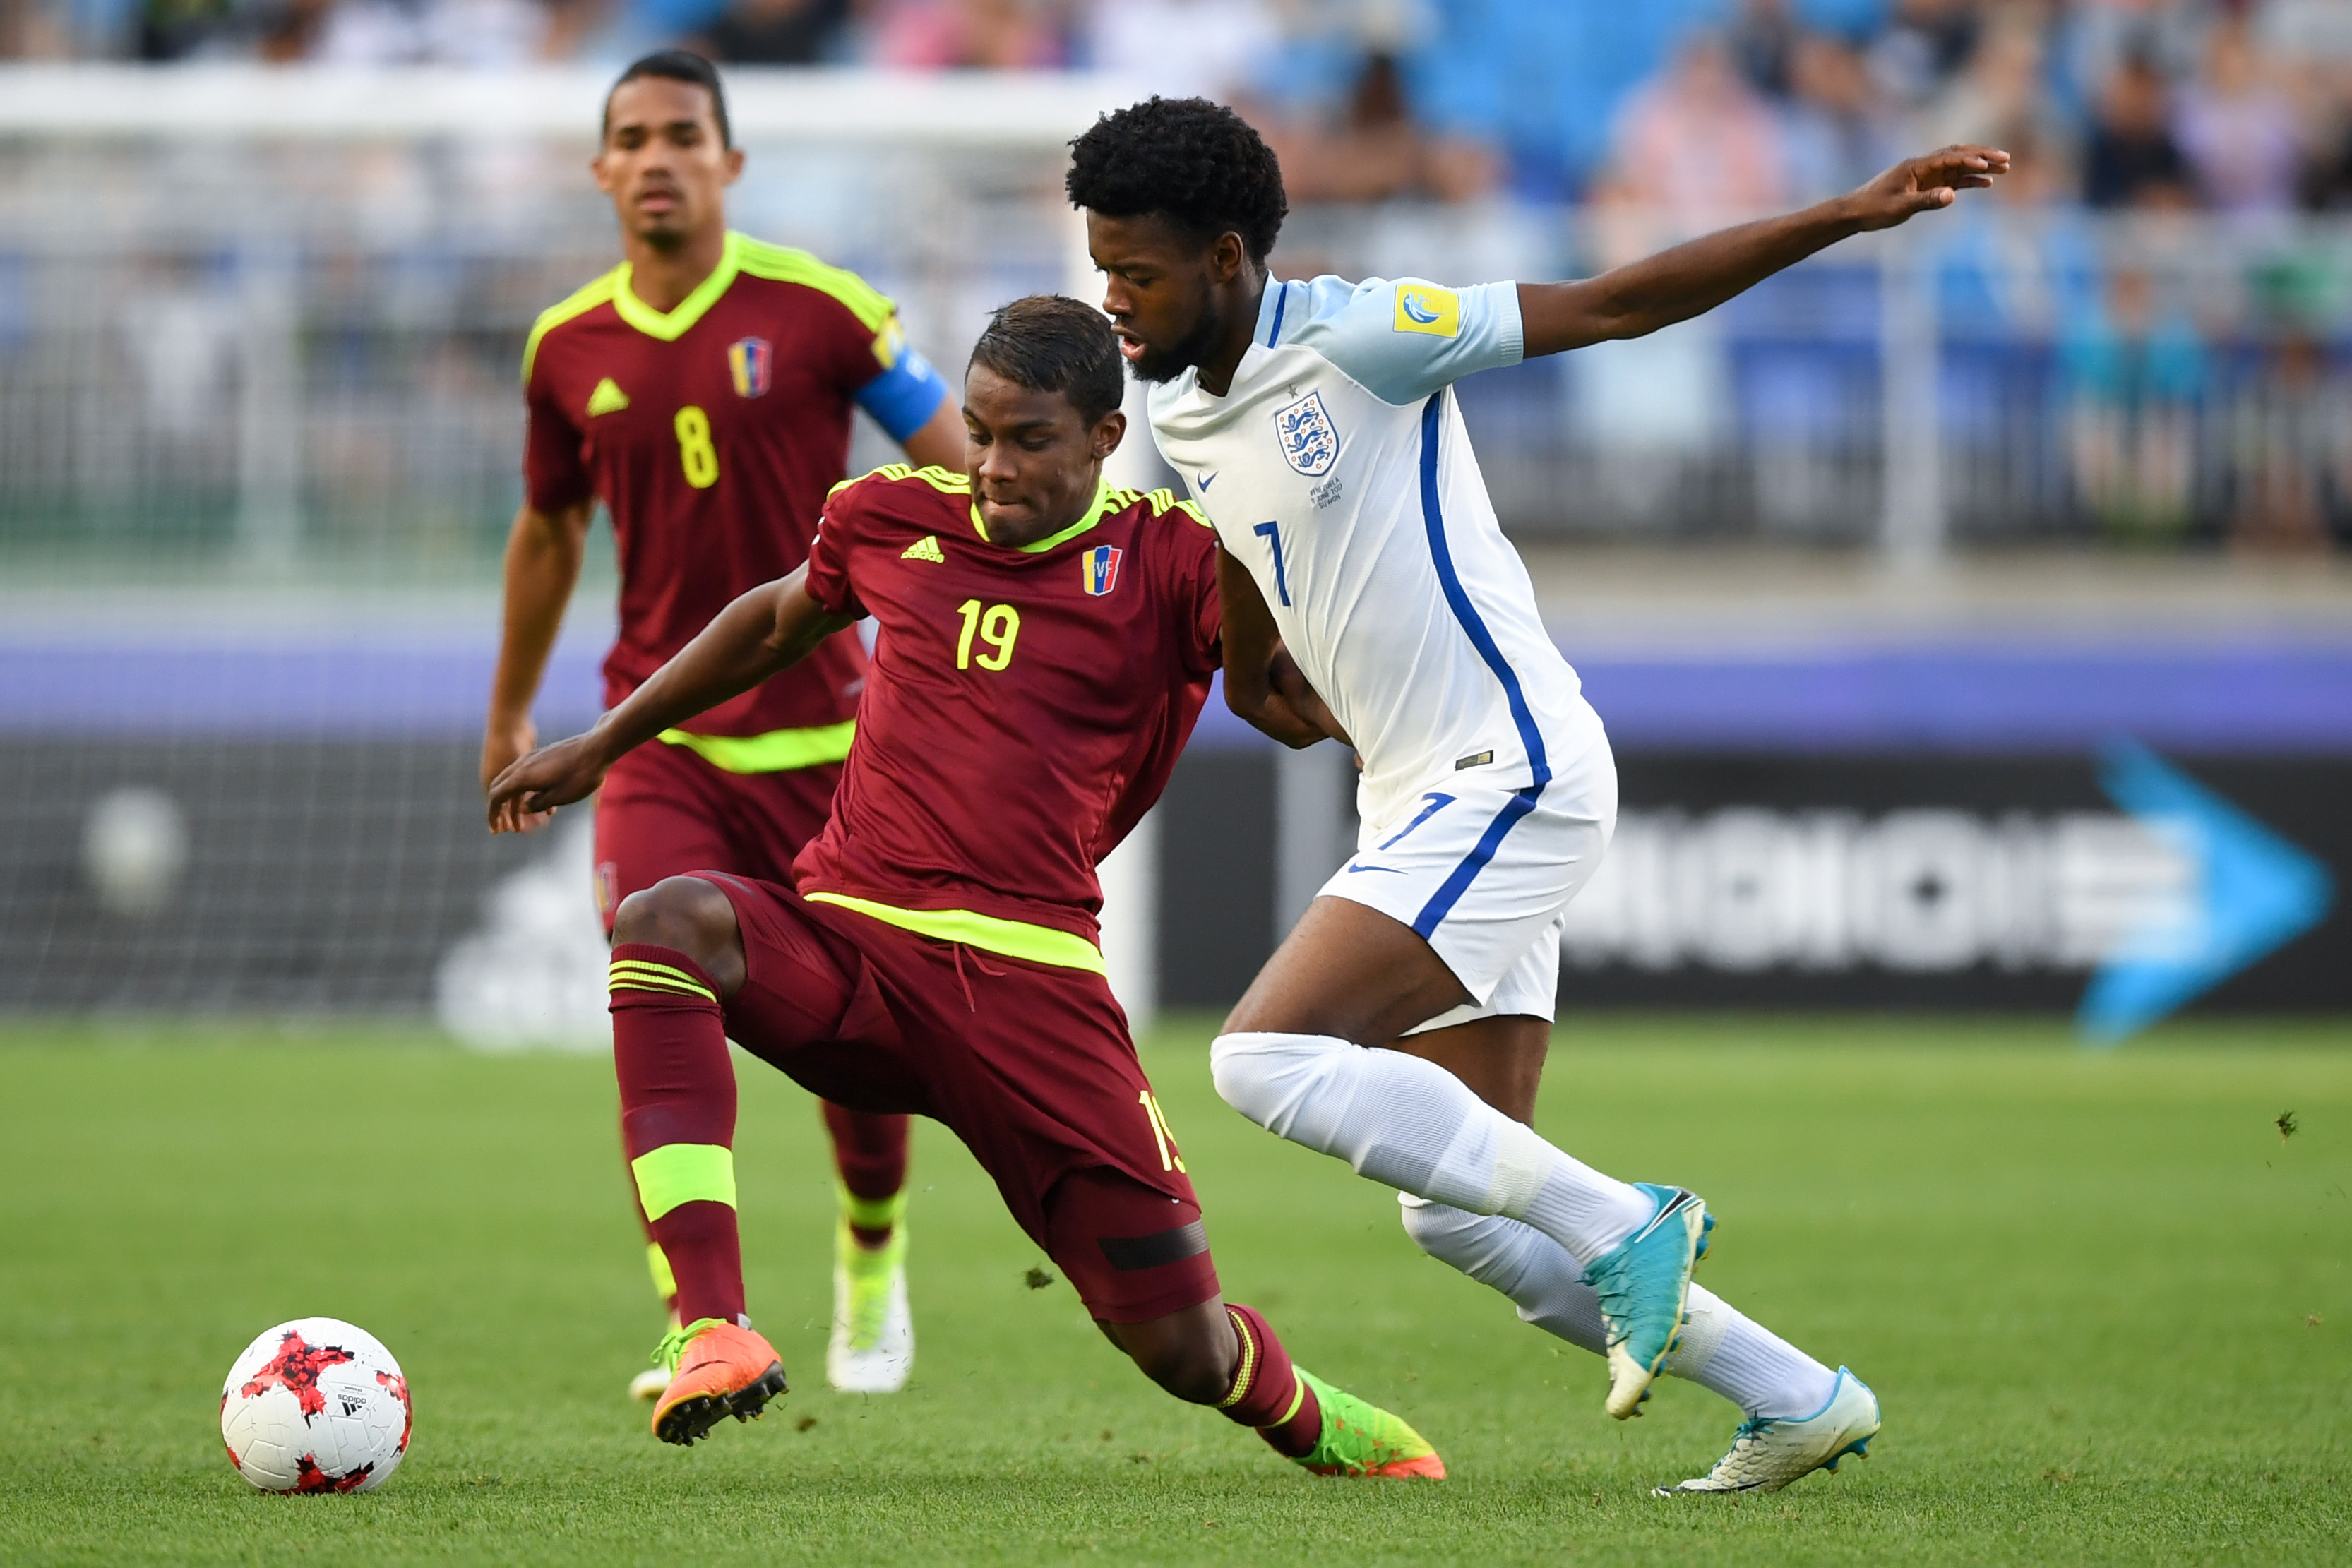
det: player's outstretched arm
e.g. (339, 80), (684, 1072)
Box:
(1217, 547), (1350, 750)
(486, 568), (856, 832)
(1517, 145), (2009, 358)
(482, 499), (592, 832)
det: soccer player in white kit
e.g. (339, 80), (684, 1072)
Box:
(1070, 97), (2007, 1495)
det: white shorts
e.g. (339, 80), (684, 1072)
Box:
(1318, 736), (1616, 1035)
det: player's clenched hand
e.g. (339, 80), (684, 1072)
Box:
(1843, 145), (2008, 231)
(486, 731), (611, 834)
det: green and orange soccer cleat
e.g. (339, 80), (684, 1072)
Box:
(647, 1318), (788, 1447)
(1293, 1370), (1446, 1479)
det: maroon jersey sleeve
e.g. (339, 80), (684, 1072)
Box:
(802, 481), (869, 619)
(522, 353), (593, 515)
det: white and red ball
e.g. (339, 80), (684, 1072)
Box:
(220, 1318), (411, 1493)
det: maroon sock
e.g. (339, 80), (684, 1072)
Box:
(1217, 1303), (1322, 1459)
(821, 1100), (911, 1247)
(611, 944), (742, 1325)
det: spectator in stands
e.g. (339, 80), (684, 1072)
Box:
(1611, 28), (1788, 227)
(1867, 0), (1981, 107)
(868, 0), (1063, 68)
(1917, 8), (2051, 152)
(2083, 49), (2191, 208)
(2223, 258), (2351, 552)
(2173, 14), (2301, 214)
(2060, 263), (2207, 539)
(696, 0), (847, 63)
(1081, 0), (1277, 103)
(1726, 0), (1801, 101)
(1781, 30), (1904, 202)
(1264, 47), (1499, 204)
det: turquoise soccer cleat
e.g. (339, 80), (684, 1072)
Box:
(1582, 1182), (1712, 1420)
(1654, 1367), (1881, 1495)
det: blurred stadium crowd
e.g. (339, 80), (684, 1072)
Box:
(8, 0), (2352, 217)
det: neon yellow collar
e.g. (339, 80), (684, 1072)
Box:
(611, 231), (743, 342)
(969, 477), (1116, 554)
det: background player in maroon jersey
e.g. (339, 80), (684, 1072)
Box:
(484, 51), (966, 1399)
(484, 297), (1444, 1476)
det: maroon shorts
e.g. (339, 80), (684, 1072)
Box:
(696, 870), (1220, 1324)
(592, 740), (840, 932)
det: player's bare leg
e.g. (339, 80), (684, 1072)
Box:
(1097, 1297), (1443, 1478)
(1212, 896), (1707, 1418)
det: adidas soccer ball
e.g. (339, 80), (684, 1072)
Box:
(220, 1318), (412, 1493)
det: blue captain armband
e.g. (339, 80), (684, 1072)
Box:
(856, 345), (953, 441)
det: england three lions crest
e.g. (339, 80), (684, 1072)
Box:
(1273, 391), (1339, 477)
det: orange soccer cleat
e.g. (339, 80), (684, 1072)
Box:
(647, 1318), (789, 1447)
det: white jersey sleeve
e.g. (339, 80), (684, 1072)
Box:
(1267, 275), (1525, 405)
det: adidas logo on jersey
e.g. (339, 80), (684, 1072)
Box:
(902, 534), (945, 563)
(586, 377), (631, 417)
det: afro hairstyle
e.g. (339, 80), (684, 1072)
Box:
(1065, 97), (1288, 263)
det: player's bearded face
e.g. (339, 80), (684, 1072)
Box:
(1086, 214), (1228, 384)
(594, 78), (741, 250)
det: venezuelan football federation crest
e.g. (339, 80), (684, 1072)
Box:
(727, 337), (772, 398)
(1273, 390), (1339, 477)
(1081, 544), (1123, 596)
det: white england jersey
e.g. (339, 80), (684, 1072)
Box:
(1147, 274), (1606, 831)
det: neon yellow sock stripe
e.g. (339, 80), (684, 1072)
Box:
(657, 721), (856, 774)
(836, 1179), (909, 1233)
(802, 892), (1106, 974)
(1263, 1369), (1308, 1430)
(1219, 1305), (1259, 1410)
(631, 1143), (736, 1222)
(646, 1241), (677, 1303)
(609, 974), (715, 1003)
(609, 960), (717, 1003)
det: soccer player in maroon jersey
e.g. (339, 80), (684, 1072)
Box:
(486, 296), (1443, 1476)
(484, 51), (967, 1399)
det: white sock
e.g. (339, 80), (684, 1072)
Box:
(1210, 1031), (1652, 1264)
(1397, 1197), (1839, 1420)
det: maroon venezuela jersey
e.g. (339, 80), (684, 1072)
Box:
(794, 465), (1222, 947)
(523, 232), (941, 746)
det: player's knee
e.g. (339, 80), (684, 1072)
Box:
(611, 875), (741, 981)
(1208, 1031), (1280, 1124)
(1126, 1328), (1234, 1406)
(1209, 1031), (1340, 1135)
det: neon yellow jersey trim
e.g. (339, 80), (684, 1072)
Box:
(521, 269), (622, 383)
(829, 462), (972, 501)
(804, 892), (1106, 974)
(631, 1143), (737, 1221)
(657, 721), (856, 774)
(525, 234), (898, 382)
(734, 235), (896, 334)
(611, 231), (744, 342)
(969, 477), (1121, 553)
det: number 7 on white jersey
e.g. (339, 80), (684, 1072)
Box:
(1251, 521), (1293, 606)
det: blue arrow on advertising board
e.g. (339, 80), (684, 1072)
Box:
(2077, 741), (2335, 1044)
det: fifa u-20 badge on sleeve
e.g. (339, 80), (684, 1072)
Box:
(727, 337), (772, 398)
(1273, 390), (1339, 477)
(1082, 544), (1123, 596)
(1393, 283), (1460, 337)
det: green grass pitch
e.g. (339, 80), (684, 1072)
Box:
(2, 1015), (2347, 1566)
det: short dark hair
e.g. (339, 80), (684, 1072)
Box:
(604, 50), (732, 148)
(1066, 96), (1287, 263)
(967, 296), (1125, 425)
